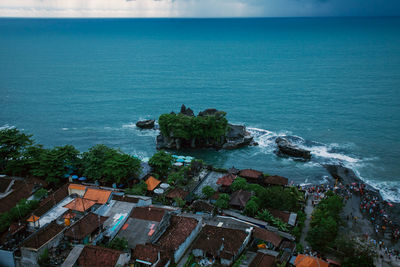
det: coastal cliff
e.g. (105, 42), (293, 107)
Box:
(156, 105), (257, 150)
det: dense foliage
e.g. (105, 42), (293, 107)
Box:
(125, 181), (148, 196)
(0, 198), (39, 232)
(202, 186), (216, 198)
(30, 145), (81, 185)
(107, 237), (129, 251)
(215, 193), (230, 209)
(231, 178), (303, 212)
(306, 191), (344, 250)
(334, 237), (375, 267)
(0, 128), (142, 186)
(256, 209), (289, 232)
(0, 128), (33, 173)
(82, 144), (141, 184)
(158, 112), (228, 140)
(148, 150), (173, 177)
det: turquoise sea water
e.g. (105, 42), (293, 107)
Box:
(0, 18), (400, 201)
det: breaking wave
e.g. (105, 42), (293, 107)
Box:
(247, 126), (400, 202)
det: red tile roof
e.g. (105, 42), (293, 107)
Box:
(145, 176), (161, 191)
(216, 173), (237, 186)
(229, 190), (251, 209)
(264, 175), (289, 186)
(238, 169), (263, 180)
(64, 213), (108, 240)
(22, 221), (65, 249)
(77, 245), (122, 267)
(250, 252), (276, 267)
(130, 206), (167, 222)
(83, 188), (112, 204)
(64, 198), (96, 212)
(132, 243), (161, 264)
(157, 215), (199, 250)
(192, 225), (248, 260)
(165, 188), (189, 200)
(294, 255), (329, 267)
(253, 227), (282, 247)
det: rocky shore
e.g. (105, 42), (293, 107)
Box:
(324, 163), (400, 227)
(155, 105), (258, 150)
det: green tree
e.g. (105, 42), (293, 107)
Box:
(231, 177), (248, 192)
(0, 128), (33, 174)
(167, 171), (185, 186)
(102, 153), (141, 184)
(30, 145), (80, 185)
(82, 144), (141, 184)
(244, 198), (259, 217)
(306, 193), (343, 250)
(0, 199), (39, 232)
(256, 209), (275, 222)
(174, 197), (186, 208)
(107, 237), (128, 251)
(148, 150), (173, 177)
(215, 193), (230, 209)
(82, 144), (117, 181)
(34, 188), (48, 200)
(202, 186), (215, 199)
(158, 111), (228, 141)
(125, 181), (148, 196)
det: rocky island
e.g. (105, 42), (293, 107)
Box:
(156, 105), (257, 150)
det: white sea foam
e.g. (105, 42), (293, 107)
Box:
(121, 122), (159, 137)
(0, 124), (15, 130)
(62, 128), (69, 131)
(308, 145), (359, 163)
(122, 123), (136, 129)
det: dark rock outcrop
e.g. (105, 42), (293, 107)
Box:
(222, 124), (256, 149)
(156, 106), (257, 150)
(275, 137), (311, 160)
(179, 104), (194, 116)
(198, 109), (218, 117)
(136, 119), (155, 129)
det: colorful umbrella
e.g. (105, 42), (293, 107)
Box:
(71, 175), (78, 179)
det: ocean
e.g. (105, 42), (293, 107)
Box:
(0, 17), (399, 201)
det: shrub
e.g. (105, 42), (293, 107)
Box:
(215, 193), (230, 209)
(125, 181), (147, 196)
(202, 186), (216, 199)
(107, 237), (128, 251)
(231, 177), (248, 192)
(148, 150), (173, 177)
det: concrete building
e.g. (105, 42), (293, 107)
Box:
(19, 222), (66, 267)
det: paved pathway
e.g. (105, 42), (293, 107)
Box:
(300, 196), (313, 247)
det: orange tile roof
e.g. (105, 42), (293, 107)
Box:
(294, 255), (329, 267)
(83, 188), (112, 204)
(64, 198), (96, 212)
(68, 184), (87, 191)
(145, 176), (161, 191)
(27, 215), (40, 222)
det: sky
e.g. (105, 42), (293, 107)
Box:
(0, 0), (399, 18)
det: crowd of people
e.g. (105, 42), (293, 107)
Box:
(349, 182), (400, 242)
(303, 181), (400, 243)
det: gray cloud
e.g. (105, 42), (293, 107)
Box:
(0, 0), (399, 17)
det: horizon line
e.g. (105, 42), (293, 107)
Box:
(1, 15), (399, 19)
